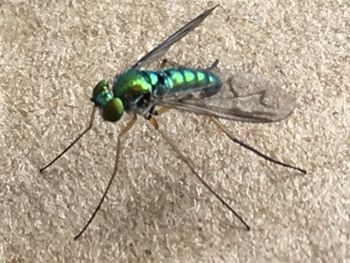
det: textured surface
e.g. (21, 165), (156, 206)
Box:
(1, 0), (349, 262)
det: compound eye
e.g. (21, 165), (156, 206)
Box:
(92, 80), (109, 98)
(102, 98), (124, 122)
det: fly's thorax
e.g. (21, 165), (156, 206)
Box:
(91, 79), (124, 122)
(112, 69), (153, 111)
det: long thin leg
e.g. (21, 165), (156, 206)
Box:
(74, 114), (137, 240)
(148, 117), (250, 231)
(40, 106), (97, 173)
(210, 117), (307, 174)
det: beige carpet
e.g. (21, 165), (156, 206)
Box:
(1, 0), (349, 262)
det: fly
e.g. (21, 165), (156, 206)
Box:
(40, 4), (306, 240)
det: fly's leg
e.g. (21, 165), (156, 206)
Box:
(210, 117), (307, 174)
(160, 58), (219, 70)
(152, 106), (170, 116)
(40, 106), (97, 173)
(207, 59), (219, 70)
(160, 58), (187, 68)
(74, 114), (137, 240)
(148, 117), (251, 231)
(160, 58), (177, 68)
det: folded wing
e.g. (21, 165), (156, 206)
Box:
(154, 71), (297, 123)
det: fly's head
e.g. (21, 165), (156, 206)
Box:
(91, 79), (124, 122)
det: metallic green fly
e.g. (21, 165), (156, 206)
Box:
(40, 5), (306, 240)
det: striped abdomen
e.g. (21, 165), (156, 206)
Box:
(145, 68), (222, 98)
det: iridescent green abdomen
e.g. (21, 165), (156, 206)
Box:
(147, 68), (222, 97)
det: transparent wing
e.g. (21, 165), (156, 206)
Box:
(154, 69), (297, 123)
(131, 5), (219, 69)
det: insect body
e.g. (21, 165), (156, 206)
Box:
(41, 4), (306, 240)
(92, 67), (221, 121)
